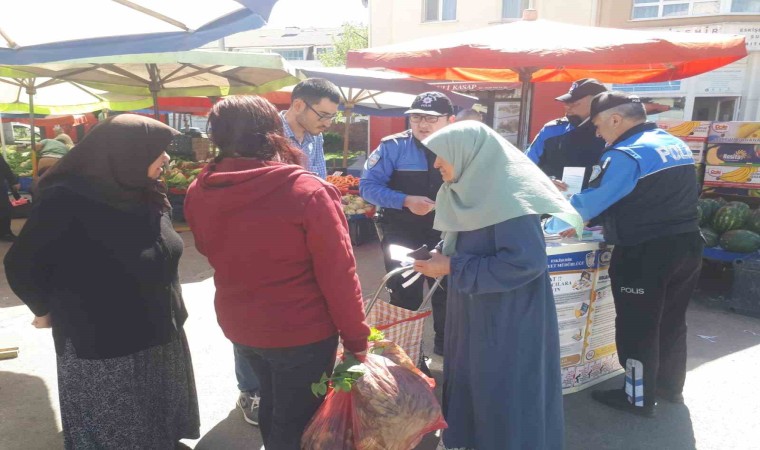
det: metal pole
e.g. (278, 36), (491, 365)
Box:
(517, 69), (535, 151)
(152, 90), (160, 120)
(28, 84), (38, 177)
(0, 113), (7, 159)
(342, 105), (353, 169)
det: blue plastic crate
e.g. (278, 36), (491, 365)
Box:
(18, 176), (32, 193)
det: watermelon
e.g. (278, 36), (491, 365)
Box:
(745, 209), (760, 234)
(697, 198), (721, 225)
(700, 227), (719, 248)
(712, 205), (750, 233)
(725, 201), (750, 211)
(715, 197), (727, 205)
(719, 229), (760, 253)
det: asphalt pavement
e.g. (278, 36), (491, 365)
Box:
(1, 222), (759, 450)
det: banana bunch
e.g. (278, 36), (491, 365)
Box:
(719, 166), (758, 183)
(664, 121), (699, 136)
(738, 123), (760, 139)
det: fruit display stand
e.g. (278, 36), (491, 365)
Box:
(698, 194), (760, 317)
(546, 238), (624, 394)
(327, 175), (379, 246)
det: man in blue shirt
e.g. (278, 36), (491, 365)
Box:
(280, 78), (341, 179)
(361, 92), (455, 360)
(549, 92), (702, 418)
(525, 78), (607, 191)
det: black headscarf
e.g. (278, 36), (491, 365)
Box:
(38, 114), (179, 214)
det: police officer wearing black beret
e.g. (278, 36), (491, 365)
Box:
(547, 91), (703, 417)
(525, 78), (608, 192)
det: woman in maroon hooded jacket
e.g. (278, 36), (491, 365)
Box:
(184, 96), (370, 450)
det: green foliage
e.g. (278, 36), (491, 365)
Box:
(318, 23), (368, 67)
(322, 131), (344, 152)
(310, 354), (366, 397)
(368, 327), (385, 342)
(3, 147), (33, 176)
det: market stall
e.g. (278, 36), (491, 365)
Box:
(546, 238), (623, 394)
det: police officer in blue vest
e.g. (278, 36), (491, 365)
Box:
(360, 92), (455, 358)
(526, 78), (608, 191)
(547, 92), (703, 417)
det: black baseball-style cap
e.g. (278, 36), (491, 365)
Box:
(589, 91), (644, 120)
(555, 78), (608, 103)
(405, 92), (454, 116)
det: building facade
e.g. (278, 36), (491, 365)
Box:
(202, 27), (338, 64)
(597, 0), (760, 122)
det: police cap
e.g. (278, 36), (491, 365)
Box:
(405, 92), (454, 116)
(555, 78), (607, 103)
(590, 91), (644, 120)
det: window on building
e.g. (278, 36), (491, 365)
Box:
(502, 0), (530, 19)
(632, 0), (721, 19)
(270, 48), (305, 60)
(315, 47), (333, 56)
(731, 0), (760, 12)
(423, 0), (457, 22)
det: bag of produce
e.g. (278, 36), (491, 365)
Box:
(369, 339), (435, 388)
(351, 353), (446, 450)
(300, 389), (355, 450)
(302, 338), (446, 450)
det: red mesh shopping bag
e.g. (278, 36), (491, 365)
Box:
(365, 300), (431, 365)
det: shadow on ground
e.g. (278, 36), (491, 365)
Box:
(0, 370), (62, 450)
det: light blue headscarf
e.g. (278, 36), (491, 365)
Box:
(423, 121), (584, 255)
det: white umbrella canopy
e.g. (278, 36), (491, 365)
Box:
(0, 0), (278, 64)
(0, 78), (151, 115)
(0, 50), (300, 116)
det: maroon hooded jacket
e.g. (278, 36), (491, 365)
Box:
(184, 158), (369, 354)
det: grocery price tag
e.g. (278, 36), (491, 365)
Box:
(332, 171), (343, 176)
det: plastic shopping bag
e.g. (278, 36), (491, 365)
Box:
(301, 389), (354, 450)
(351, 353), (447, 450)
(369, 339), (435, 388)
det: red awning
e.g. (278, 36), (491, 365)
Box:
(347, 19), (748, 83)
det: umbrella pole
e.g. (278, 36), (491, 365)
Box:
(342, 105), (353, 169)
(517, 70), (535, 150)
(0, 114), (6, 159)
(152, 90), (160, 121)
(28, 85), (38, 177)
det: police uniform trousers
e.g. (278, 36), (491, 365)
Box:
(609, 231), (703, 407)
(376, 219), (446, 350)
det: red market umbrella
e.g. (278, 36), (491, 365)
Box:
(347, 11), (748, 148)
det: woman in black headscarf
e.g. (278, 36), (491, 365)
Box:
(4, 114), (200, 450)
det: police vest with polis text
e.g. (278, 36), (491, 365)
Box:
(593, 123), (700, 246)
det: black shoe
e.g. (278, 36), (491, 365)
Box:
(433, 342), (444, 356)
(236, 390), (260, 426)
(0, 233), (16, 242)
(417, 354), (433, 377)
(591, 389), (656, 418)
(656, 388), (685, 404)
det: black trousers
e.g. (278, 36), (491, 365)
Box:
(234, 335), (338, 450)
(609, 231), (703, 408)
(376, 220), (446, 348)
(0, 181), (12, 236)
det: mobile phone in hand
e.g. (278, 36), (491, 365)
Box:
(407, 244), (432, 261)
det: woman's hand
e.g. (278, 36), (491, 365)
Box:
(31, 314), (52, 328)
(413, 252), (451, 278)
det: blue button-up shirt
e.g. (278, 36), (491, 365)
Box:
(280, 111), (327, 179)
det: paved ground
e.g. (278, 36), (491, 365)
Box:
(1, 220), (759, 450)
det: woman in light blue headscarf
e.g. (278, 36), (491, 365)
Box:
(414, 121), (582, 450)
